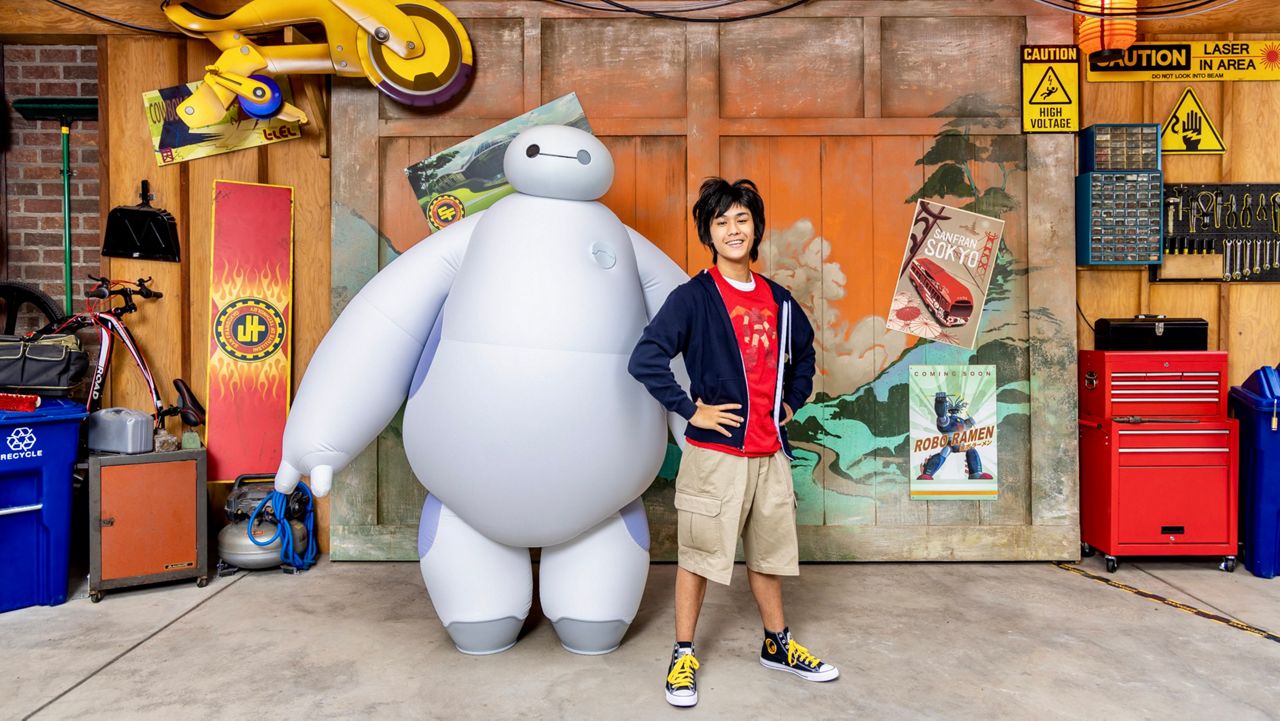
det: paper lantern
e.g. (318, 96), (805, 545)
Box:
(1077, 0), (1138, 62)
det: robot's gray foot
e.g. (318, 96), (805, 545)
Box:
(552, 618), (629, 655)
(445, 617), (525, 655)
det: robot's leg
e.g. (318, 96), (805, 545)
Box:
(539, 498), (650, 655)
(921, 445), (952, 478)
(965, 449), (993, 480)
(419, 495), (532, 655)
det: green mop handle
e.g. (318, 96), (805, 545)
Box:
(60, 123), (72, 315)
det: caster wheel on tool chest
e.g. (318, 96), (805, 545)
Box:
(1081, 542), (1095, 558)
(1221, 556), (1237, 573)
(89, 592), (102, 603)
(196, 576), (209, 588)
(1105, 556), (1119, 573)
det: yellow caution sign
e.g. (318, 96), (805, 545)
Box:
(1021, 46), (1079, 133)
(1161, 87), (1225, 154)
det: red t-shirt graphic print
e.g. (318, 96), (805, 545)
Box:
(690, 266), (781, 457)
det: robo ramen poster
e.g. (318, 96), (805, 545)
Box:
(908, 365), (998, 500)
(887, 200), (1005, 349)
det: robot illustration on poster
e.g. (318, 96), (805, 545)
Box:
(908, 365), (999, 501)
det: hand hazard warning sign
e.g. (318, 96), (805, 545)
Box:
(1022, 46), (1079, 133)
(1161, 87), (1225, 154)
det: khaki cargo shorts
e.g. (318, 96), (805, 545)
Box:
(673, 444), (799, 586)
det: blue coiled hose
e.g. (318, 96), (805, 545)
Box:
(247, 482), (317, 570)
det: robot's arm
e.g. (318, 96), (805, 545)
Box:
(626, 226), (692, 447)
(275, 215), (478, 496)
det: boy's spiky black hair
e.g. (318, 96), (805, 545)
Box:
(692, 178), (765, 262)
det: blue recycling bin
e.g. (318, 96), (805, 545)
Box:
(0, 399), (87, 613)
(1228, 366), (1280, 579)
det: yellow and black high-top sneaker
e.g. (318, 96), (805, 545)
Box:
(665, 642), (699, 707)
(760, 627), (839, 682)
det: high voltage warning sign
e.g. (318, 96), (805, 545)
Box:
(1022, 46), (1079, 133)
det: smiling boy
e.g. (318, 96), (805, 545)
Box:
(628, 178), (838, 708)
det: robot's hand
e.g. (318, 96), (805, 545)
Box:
(952, 397), (968, 414)
(275, 455), (345, 496)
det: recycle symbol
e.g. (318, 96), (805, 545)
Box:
(7, 427), (37, 452)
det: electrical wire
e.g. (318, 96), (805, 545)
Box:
(552, 0), (811, 22)
(43, 0), (184, 36)
(549, 0), (750, 12)
(1077, 301), (1096, 332)
(1030, 0), (1242, 19)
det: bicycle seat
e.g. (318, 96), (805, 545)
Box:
(172, 378), (206, 427)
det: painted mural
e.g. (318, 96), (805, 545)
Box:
(646, 96), (1032, 559)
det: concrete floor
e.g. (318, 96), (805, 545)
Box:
(3, 556), (1280, 720)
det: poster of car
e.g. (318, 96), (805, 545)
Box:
(143, 81), (303, 166)
(886, 200), (1005, 349)
(908, 365), (998, 501)
(404, 93), (591, 231)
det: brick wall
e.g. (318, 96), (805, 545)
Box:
(3, 44), (100, 316)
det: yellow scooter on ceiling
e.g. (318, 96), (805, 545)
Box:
(163, 0), (473, 128)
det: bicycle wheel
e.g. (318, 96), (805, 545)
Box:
(0, 281), (64, 335)
(357, 2), (474, 108)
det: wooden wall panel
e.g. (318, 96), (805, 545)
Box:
(542, 19), (686, 118)
(880, 17), (1023, 118)
(718, 18), (864, 119)
(633, 136), (687, 268)
(599, 136), (637, 228)
(379, 18), (525, 122)
(1149, 284), (1221, 351)
(102, 37), (184, 428)
(1076, 269), (1143, 351)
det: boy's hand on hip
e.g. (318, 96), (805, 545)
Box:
(780, 403), (794, 426)
(690, 398), (743, 437)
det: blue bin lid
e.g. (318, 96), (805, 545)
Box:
(1242, 365), (1280, 400)
(0, 397), (88, 424)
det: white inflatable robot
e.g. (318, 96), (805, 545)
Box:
(275, 125), (689, 655)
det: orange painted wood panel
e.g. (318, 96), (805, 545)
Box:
(719, 18), (864, 119)
(379, 136), (436, 255)
(880, 17), (1024, 118)
(542, 19), (687, 118)
(599, 136), (638, 228)
(634, 136), (688, 270)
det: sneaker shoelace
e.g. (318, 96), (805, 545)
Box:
(787, 639), (822, 669)
(667, 654), (700, 688)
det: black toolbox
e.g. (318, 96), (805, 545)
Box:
(1094, 316), (1209, 351)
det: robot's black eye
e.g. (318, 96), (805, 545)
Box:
(576, 150), (591, 165)
(525, 144), (540, 158)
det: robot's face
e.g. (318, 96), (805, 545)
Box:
(503, 125), (613, 201)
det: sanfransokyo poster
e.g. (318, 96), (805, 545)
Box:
(909, 365), (998, 501)
(887, 200), (1005, 349)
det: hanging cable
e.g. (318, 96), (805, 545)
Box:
(1029, 0), (1242, 19)
(551, 0), (812, 22)
(549, 0), (751, 13)
(43, 0), (185, 36)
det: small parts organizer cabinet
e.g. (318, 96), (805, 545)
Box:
(89, 449), (208, 602)
(1079, 419), (1238, 572)
(1078, 351), (1239, 572)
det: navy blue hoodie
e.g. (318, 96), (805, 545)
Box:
(628, 269), (816, 458)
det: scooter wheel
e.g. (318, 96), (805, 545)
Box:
(358, 2), (474, 108)
(238, 74), (284, 120)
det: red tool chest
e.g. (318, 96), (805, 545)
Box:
(1079, 350), (1227, 420)
(1078, 350), (1238, 573)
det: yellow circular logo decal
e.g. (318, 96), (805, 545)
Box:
(427, 194), (465, 230)
(214, 298), (285, 362)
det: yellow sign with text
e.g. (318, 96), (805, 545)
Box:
(1161, 88), (1226, 154)
(1087, 41), (1280, 82)
(1021, 46), (1079, 133)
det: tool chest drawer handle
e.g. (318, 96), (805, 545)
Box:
(1117, 446), (1229, 452)
(1119, 429), (1229, 435)
(0, 503), (43, 517)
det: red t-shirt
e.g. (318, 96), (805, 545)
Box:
(688, 266), (781, 457)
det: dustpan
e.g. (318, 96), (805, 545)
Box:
(103, 180), (181, 262)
